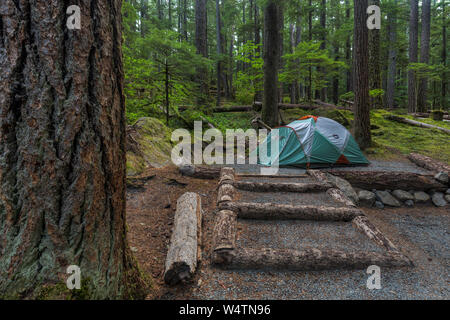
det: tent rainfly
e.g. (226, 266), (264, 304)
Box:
(256, 116), (369, 167)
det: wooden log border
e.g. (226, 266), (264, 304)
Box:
(219, 201), (363, 222)
(211, 168), (412, 271)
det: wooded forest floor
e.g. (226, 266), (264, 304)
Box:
(126, 156), (449, 300)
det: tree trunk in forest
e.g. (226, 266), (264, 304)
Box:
(262, 0), (281, 127)
(442, 1), (447, 110)
(215, 0), (222, 106)
(352, 0), (372, 149)
(417, 0), (431, 112)
(318, 0), (327, 101)
(368, 0), (382, 109)
(345, 0), (352, 93)
(408, 0), (419, 113)
(0, 0), (146, 299)
(332, 0), (341, 104)
(195, 0), (209, 104)
(386, 0), (398, 109)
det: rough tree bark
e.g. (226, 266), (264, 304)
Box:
(368, 0), (382, 109)
(0, 0), (146, 299)
(417, 0), (431, 112)
(408, 0), (419, 113)
(262, 0), (281, 127)
(352, 0), (372, 149)
(195, 0), (209, 104)
(386, 0), (398, 109)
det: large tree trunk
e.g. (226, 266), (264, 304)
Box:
(386, 0), (398, 109)
(352, 0), (372, 149)
(408, 0), (419, 113)
(0, 0), (146, 299)
(417, 0), (431, 112)
(195, 0), (209, 104)
(261, 0), (281, 127)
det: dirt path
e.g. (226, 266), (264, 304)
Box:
(126, 162), (449, 300)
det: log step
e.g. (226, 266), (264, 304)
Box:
(213, 247), (412, 271)
(219, 202), (363, 222)
(232, 181), (332, 193)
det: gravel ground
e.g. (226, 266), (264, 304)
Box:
(188, 207), (449, 300)
(236, 219), (384, 253)
(236, 190), (344, 207)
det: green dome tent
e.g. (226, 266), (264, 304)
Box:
(256, 116), (369, 167)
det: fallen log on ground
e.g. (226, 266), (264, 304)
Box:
(213, 210), (238, 252)
(253, 101), (319, 111)
(164, 192), (202, 285)
(409, 112), (450, 120)
(313, 100), (352, 111)
(219, 202), (363, 221)
(385, 115), (450, 134)
(232, 181), (332, 193)
(352, 216), (399, 252)
(178, 164), (221, 179)
(322, 170), (446, 191)
(407, 153), (450, 176)
(326, 188), (356, 207)
(217, 167), (236, 205)
(213, 247), (412, 271)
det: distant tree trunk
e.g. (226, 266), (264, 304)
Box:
(408, 0), (419, 113)
(0, 0), (146, 299)
(289, 24), (297, 104)
(157, 0), (163, 21)
(216, 0), (222, 106)
(278, 7), (284, 104)
(345, 0), (352, 93)
(386, 0), (398, 109)
(318, 0), (327, 101)
(353, 0), (372, 149)
(307, 0), (313, 101)
(195, 0), (209, 104)
(368, 0), (381, 109)
(442, 1), (447, 110)
(332, 0), (341, 104)
(254, 4), (262, 102)
(168, 0), (173, 29)
(141, 0), (149, 36)
(183, 0), (188, 41)
(295, 15), (303, 100)
(417, 0), (431, 112)
(262, 0), (281, 127)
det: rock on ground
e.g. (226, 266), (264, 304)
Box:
(358, 190), (376, 207)
(445, 195), (450, 202)
(392, 190), (414, 202)
(325, 173), (359, 204)
(375, 190), (401, 207)
(434, 172), (449, 184)
(431, 193), (447, 207)
(375, 201), (385, 209)
(414, 191), (431, 203)
(405, 200), (414, 207)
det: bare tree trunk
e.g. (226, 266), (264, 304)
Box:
(408, 0), (419, 113)
(318, 0), (327, 101)
(215, 0), (222, 106)
(442, 1), (447, 110)
(345, 0), (352, 93)
(353, 0), (372, 149)
(0, 0), (146, 299)
(195, 0), (209, 104)
(386, 0), (398, 109)
(368, 0), (382, 109)
(417, 0), (431, 112)
(262, 0), (281, 127)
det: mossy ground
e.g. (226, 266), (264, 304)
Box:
(205, 107), (450, 165)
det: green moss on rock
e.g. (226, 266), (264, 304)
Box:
(127, 117), (173, 176)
